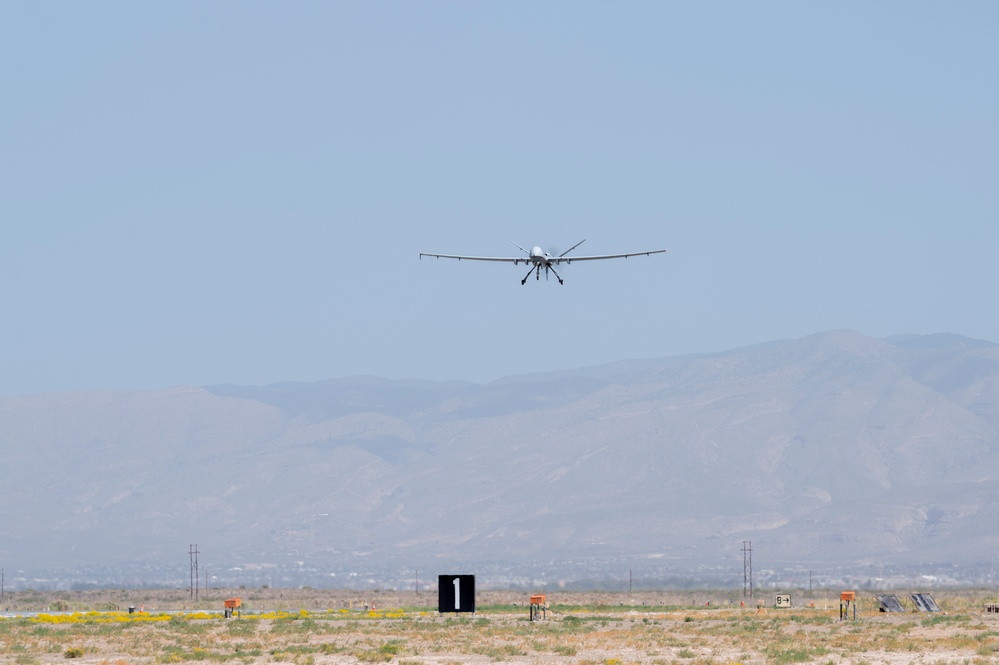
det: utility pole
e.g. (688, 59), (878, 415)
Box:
(189, 544), (200, 600)
(809, 570), (813, 598)
(741, 541), (753, 600)
(629, 569), (633, 594)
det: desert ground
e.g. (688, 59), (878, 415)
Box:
(3, 588), (999, 665)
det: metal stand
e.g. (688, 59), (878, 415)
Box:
(839, 591), (856, 621)
(529, 594), (547, 621)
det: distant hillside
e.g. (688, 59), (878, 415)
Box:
(2, 330), (998, 588)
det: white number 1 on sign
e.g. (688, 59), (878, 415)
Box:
(454, 577), (460, 609)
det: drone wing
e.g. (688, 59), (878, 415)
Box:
(550, 249), (668, 264)
(419, 252), (524, 263)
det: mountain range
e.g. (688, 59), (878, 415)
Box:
(2, 330), (998, 589)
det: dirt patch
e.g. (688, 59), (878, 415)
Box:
(3, 589), (999, 664)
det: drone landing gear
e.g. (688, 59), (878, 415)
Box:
(520, 264), (564, 285)
(521, 265), (536, 285)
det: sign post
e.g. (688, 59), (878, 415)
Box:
(438, 575), (475, 615)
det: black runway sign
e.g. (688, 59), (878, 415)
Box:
(438, 575), (475, 613)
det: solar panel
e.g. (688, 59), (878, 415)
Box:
(910, 593), (941, 612)
(875, 594), (905, 612)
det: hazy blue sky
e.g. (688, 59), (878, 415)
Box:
(2, 2), (997, 396)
